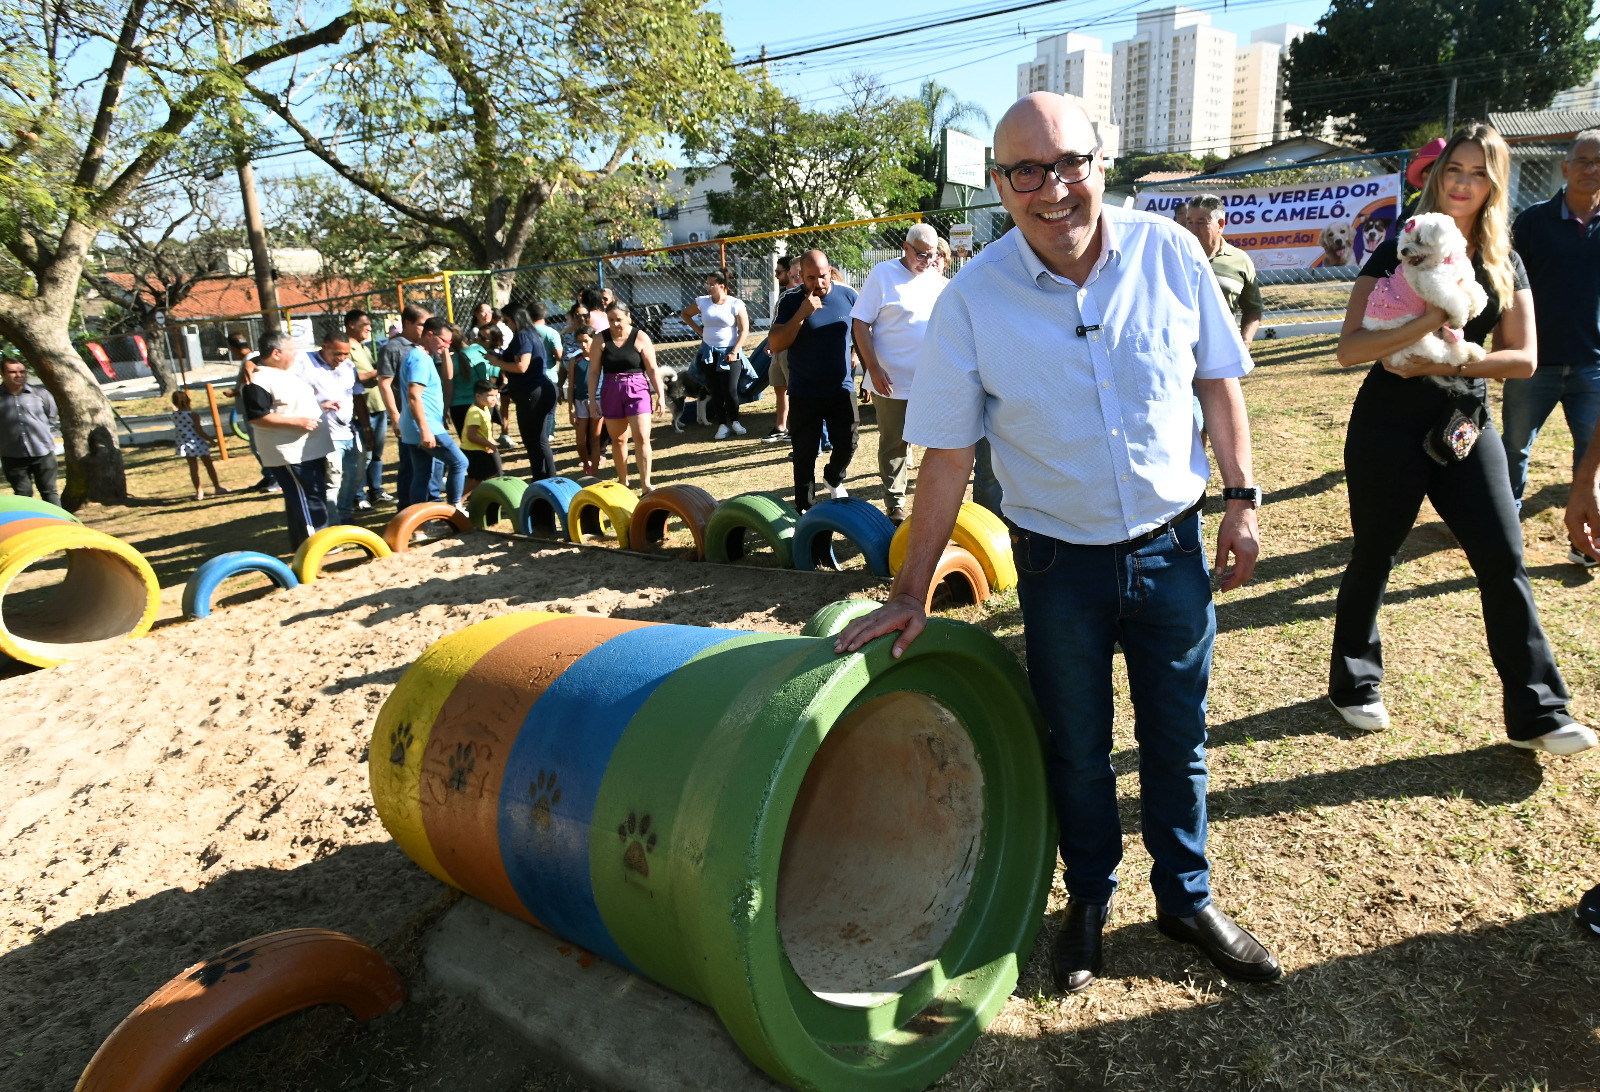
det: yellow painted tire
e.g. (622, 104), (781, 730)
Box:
(369, 612), (563, 887)
(566, 482), (639, 549)
(888, 502), (1016, 592)
(0, 524), (159, 667)
(290, 526), (393, 584)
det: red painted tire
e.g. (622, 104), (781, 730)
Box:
(75, 929), (405, 1092)
(383, 502), (474, 553)
(628, 484), (718, 560)
(925, 545), (991, 612)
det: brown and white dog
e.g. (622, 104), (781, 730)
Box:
(1319, 223), (1355, 266)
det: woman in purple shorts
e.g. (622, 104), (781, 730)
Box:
(586, 300), (662, 492)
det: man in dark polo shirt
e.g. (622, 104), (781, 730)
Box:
(1506, 129), (1600, 567)
(0, 359), (59, 507)
(767, 249), (859, 511)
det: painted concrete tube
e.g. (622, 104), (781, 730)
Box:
(520, 477), (582, 538)
(291, 526), (393, 584)
(888, 503), (1016, 593)
(926, 546), (990, 612)
(384, 503), (474, 553)
(799, 597), (884, 638)
(629, 484), (718, 560)
(182, 551), (300, 620)
(0, 495), (80, 523)
(704, 492), (798, 567)
(467, 477), (529, 532)
(566, 481), (638, 548)
(0, 523), (159, 667)
(370, 613), (1054, 1091)
(792, 498), (897, 576)
(75, 929), (404, 1092)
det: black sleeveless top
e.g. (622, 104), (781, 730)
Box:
(599, 326), (644, 376)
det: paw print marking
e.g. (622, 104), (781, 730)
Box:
(389, 722), (414, 766)
(188, 945), (258, 989)
(447, 742), (476, 793)
(617, 811), (657, 877)
(529, 770), (562, 829)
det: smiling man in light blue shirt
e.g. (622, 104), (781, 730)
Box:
(836, 92), (1276, 994)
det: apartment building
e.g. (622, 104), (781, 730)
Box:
(1232, 24), (1309, 152)
(1021, 8), (1310, 158)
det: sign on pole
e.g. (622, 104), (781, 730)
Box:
(940, 129), (987, 190)
(949, 223), (975, 258)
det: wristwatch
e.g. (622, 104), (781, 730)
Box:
(1221, 486), (1262, 508)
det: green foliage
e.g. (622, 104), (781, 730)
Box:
(250, 0), (745, 272)
(910, 80), (991, 211)
(691, 76), (934, 238)
(1107, 152), (1208, 188)
(1283, 0), (1600, 150)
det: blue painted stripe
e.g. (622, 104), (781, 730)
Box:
(0, 510), (69, 529)
(497, 624), (744, 968)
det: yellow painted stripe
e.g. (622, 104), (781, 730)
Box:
(369, 612), (562, 886)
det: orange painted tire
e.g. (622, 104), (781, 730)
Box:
(75, 929), (404, 1092)
(628, 484), (718, 560)
(383, 502), (474, 554)
(925, 545), (991, 613)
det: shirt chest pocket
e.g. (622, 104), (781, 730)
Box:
(1120, 328), (1192, 403)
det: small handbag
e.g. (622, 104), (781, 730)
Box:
(1423, 385), (1490, 465)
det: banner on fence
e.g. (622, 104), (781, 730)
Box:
(1136, 174), (1402, 270)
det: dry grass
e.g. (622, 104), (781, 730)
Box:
(31, 335), (1600, 1090)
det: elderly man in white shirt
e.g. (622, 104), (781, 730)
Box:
(837, 93), (1277, 994)
(851, 221), (947, 523)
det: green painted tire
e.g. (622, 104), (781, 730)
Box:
(466, 476), (529, 532)
(704, 492), (799, 568)
(0, 495), (80, 523)
(799, 597), (883, 638)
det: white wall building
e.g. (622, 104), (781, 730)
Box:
(1232, 24), (1310, 152)
(1111, 7), (1236, 157)
(1016, 33), (1115, 124)
(1552, 66), (1600, 112)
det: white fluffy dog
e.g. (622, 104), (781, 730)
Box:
(1361, 212), (1488, 368)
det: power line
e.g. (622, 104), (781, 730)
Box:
(731, 0), (1076, 66)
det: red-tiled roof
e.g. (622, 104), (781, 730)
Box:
(1135, 170), (1201, 183)
(101, 273), (381, 321)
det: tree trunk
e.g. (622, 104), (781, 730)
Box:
(143, 324), (179, 396)
(0, 306), (127, 510)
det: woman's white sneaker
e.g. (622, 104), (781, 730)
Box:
(1329, 697), (1390, 731)
(1509, 724), (1598, 755)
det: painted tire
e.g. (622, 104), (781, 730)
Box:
(925, 546), (991, 612)
(520, 477), (582, 539)
(628, 484), (718, 560)
(0, 524), (159, 667)
(799, 597), (883, 638)
(290, 526), (393, 584)
(229, 406), (249, 441)
(0, 510), (74, 532)
(0, 495), (80, 523)
(370, 613), (1052, 1092)
(383, 503), (473, 553)
(182, 551), (300, 620)
(566, 481), (638, 549)
(888, 502), (1016, 592)
(792, 498), (897, 576)
(466, 477), (529, 532)
(75, 929), (404, 1092)
(703, 492), (798, 568)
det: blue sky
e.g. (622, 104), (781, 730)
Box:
(714, 0), (1334, 143)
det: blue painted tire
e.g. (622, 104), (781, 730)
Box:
(792, 498), (897, 576)
(520, 477), (582, 538)
(704, 492), (798, 567)
(182, 551), (300, 620)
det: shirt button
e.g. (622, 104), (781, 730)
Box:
(1101, 381), (1109, 388)
(1110, 428), (1119, 436)
(1121, 475), (1129, 482)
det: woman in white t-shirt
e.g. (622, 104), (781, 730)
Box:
(680, 272), (750, 440)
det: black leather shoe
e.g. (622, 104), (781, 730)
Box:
(1053, 898), (1110, 994)
(1156, 904), (1283, 982)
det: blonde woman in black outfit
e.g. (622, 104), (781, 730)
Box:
(1328, 123), (1594, 754)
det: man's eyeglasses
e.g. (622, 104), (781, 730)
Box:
(908, 245), (936, 261)
(993, 148), (1100, 194)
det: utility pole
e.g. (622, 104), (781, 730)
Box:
(1445, 77), (1458, 136)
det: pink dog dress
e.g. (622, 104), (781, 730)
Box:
(1364, 265), (1464, 344)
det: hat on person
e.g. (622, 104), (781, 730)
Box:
(1407, 138), (1448, 189)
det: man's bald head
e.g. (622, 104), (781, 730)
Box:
(993, 93), (1098, 167)
(800, 249), (829, 272)
(799, 249), (833, 297)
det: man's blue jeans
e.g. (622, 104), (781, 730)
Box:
(365, 412), (388, 499)
(395, 424), (447, 504)
(402, 433), (468, 508)
(1500, 364), (1600, 505)
(1013, 511), (1215, 915)
(331, 438), (362, 523)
